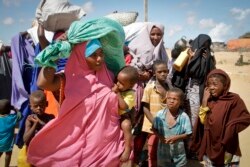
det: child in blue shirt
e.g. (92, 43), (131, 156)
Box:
(0, 99), (21, 167)
(153, 87), (192, 167)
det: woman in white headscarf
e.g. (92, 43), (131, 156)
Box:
(124, 22), (169, 166)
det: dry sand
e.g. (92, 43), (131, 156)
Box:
(1, 51), (250, 167)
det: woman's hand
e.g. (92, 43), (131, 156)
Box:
(37, 23), (50, 49)
(202, 49), (208, 58)
(55, 32), (68, 41)
(138, 70), (151, 81)
(187, 48), (195, 58)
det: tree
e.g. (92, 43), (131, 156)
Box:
(239, 32), (250, 39)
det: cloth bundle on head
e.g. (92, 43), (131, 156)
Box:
(105, 11), (138, 26)
(35, 0), (86, 32)
(35, 17), (125, 75)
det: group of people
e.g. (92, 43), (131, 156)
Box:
(0, 16), (250, 167)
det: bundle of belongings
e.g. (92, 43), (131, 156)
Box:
(105, 11), (138, 26)
(36, 0), (86, 32)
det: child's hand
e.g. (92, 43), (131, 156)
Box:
(32, 114), (46, 126)
(165, 136), (178, 144)
(27, 114), (39, 124)
(112, 84), (119, 93)
(203, 87), (211, 102)
(28, 114), (45, 126)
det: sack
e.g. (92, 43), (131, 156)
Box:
(36, 0), (86, 32)
(17, 145), (31, 167)
(105, 11), (138, 26)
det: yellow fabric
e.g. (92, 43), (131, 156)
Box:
(141, 82), (167, 133)
(17, 145), (31, 167)
(199, 106), (210, 124)
(224, 152), (233, 164)
(119, 90), (135, 115)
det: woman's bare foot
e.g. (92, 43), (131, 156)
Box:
(120, 147), (131, 162)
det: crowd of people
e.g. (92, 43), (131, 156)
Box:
(1, 10), (250, 167)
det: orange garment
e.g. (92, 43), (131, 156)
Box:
(44, 90), (59, 117)
(44, 73), (65, 117)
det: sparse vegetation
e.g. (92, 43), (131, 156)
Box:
(239, 32), (250, 39)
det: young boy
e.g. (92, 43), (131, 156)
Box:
(153, 88), (192, 167)
(0, 99), (21, 167)
(137, 60), (171, 167)
(192, 69), (250, 166)
(112, 66), (139, 162)
(23, 90), (55, 146)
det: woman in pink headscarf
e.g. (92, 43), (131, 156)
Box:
(27, 18), (126, 167)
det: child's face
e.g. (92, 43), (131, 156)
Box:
(154, 64), (168, 82)
(116, 72), (133, 92)
(29, 97), (47, 115)
(150, 27), (163, 46)
(85, 48), (105, 71)
(166, 92), (181, 112)
(207, 77), (225, 98)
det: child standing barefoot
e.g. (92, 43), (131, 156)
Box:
(112, 66), (138, 162)
(153, 88), (192, 167)
(0, 99), (21, 167)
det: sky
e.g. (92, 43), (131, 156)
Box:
(1, 0), (250, 48)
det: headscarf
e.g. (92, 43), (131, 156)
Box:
(186, 34), (215, 101)
(190, 34), (211, 51)
(85, 39), (102, 57)
(124, 22), (168, 70)
(191, 69), (250, 165)
(35, 17), (125, 75)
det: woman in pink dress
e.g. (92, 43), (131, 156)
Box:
(27, 18), (125, 167)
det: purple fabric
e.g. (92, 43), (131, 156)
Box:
(10, 34), (35, 109)
(11, 34), (35, 147)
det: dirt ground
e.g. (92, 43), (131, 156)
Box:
(1, 51), (250, 167)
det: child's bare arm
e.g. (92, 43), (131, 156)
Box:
(117, 93), (128, 110)
(143, 102), (154, 123)
(201, 87), (210, 107)
(199, 87), (211, 124)
(23, 115), (39, 144)
(112, 84), (128, 110)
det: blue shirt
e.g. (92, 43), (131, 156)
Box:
(0, 112), (21, 152)
(153, 108), (192, 167)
